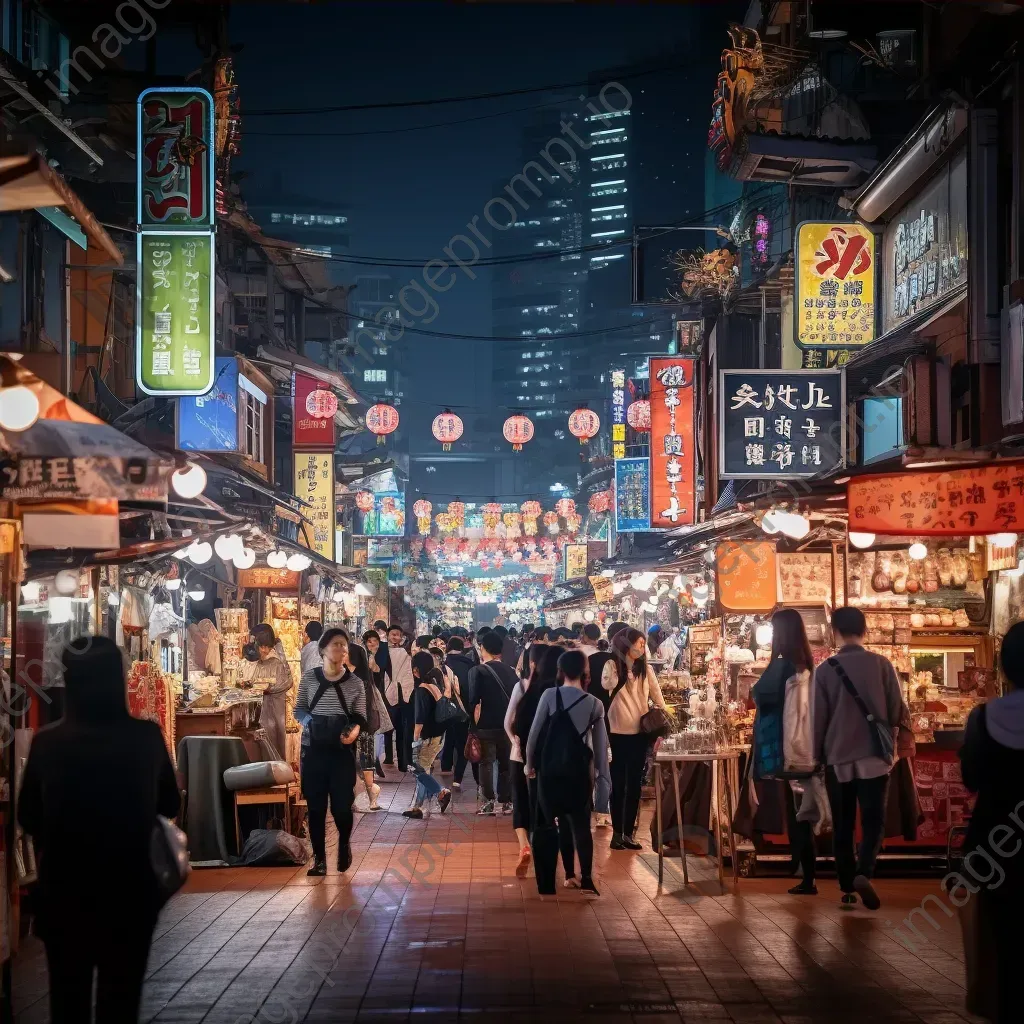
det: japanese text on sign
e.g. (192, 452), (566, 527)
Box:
(777, 552), (835, 606)
(796, 222), (876, 349)
(292, 372), (336, 449)
(848, 462), (1024, 536)
(294, 452), (335, 561)
(564, 543), (588, 581)
(649, 357), (695, 528)
(614, 457), (651, 533)
(719, 370), (845, 480)
(610, 368), (627, 459)
(717, 541), (778, 612)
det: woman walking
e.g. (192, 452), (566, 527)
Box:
(602, 627), (669, 850)
(348, 640), (390, 811)
(402, 651), (453, 819)
(363, 630), (390, 780)
(751, 608), (819, 894)
(526, 649), (609, 897)
(294, 628), (367, 876)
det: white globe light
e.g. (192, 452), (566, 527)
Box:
(703, 547), (717, 565)
(20, 581), (40, 603)
(761, 511), (780, 535)
(267, 550), (288, 569)
(214, 533), (243, 561)
(849, 532), (876, 549)
(187, 588), (206, 601)
(583, 609), (596, 622)
(908, 542), (928, 561)
(233, 546), (256, 570)
(755, 623), (773, 647)
(187, 540), (212, 565)
(286, 553), (312, 572)
(54, 569), (79, 596)
(775, 512), (811, 540)
(107, 591), (120, 607)
(165, 578), (181, 591)
(171, 464), (207, 499)
(0, 385), (40, 432)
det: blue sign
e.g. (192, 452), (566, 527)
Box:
(177, 357), (239, 451)
(614, 457), (652, 532)
(354, 491), (406, 537)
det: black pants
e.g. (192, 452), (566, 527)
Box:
(609, 732), (649, 837)
(388, 696), (414, 770)
(826, 768), (889, 893)
(785, 782), (817, 883)
(45, 915), (156, 1023)
(302, 743), (356, 861)
(441, 719), (469, 783)
(533, 799), (593, 894)
(476, 728), (511, 803)
(510, 759), (531, 831)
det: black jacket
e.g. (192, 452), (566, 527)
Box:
(468, 659), (518, 730)
(446, 652), (474, 698)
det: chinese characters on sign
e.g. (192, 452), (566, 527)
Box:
(237, 567), (301, 590)
(716, 541), (778, 612)
(137, 233), (214, 395)
(848, 462), (1024, 536)
(649, 357), (696, 528)
(0, 454), (169, 502)
(777, 552), (835, 606)
(614, 457), (651, 533)
(292, 373), (336, 449)
(796, 222), (876, 349)
(610, 368), (627, 459)
(719, 370), (845, 480)
(564, 543), (588, 581)
(294, 452), (335, 561)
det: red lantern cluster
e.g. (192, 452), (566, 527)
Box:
(568, 406), (600, 444)
(305, 388), (339, 419)
(555, 498), (576, 518)
(588, 490), (612, 514)
(626, 399), (651, 432)
(503, 414), (534, 451)
(431, 410), (464, 451)
(366, 402), (399, 443)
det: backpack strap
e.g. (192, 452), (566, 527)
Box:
(827, 656), (877, 725)
(482, 662), (513, 701)
(308, 672), (333, 713)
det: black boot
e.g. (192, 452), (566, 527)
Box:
(374, 758), (386, 780)
(307, 857), (327, 877)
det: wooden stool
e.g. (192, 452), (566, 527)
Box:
(233, 784), (292, 852)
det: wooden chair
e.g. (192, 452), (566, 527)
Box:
(233, 784), (292, 852)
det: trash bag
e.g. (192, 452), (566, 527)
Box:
(239, 828), (308, 866)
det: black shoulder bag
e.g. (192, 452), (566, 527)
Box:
(827, 657), (896, 764)
(306, 672), (351, 750)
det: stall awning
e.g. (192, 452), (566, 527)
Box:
(0, 154), (123, 264)
(255, 345), (362, 406)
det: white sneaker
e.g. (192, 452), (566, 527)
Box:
(367, 783), (381, 811)
(594, 814), (612, 829)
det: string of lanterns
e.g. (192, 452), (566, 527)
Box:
(408, 494), (612, 537)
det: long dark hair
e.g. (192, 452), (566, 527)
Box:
(770, 608), (813, 672)
(612, 627), (647, 685)
(411, 650), (435, 683)
(62, 636), (129, 723)
(516, 645), (561, 742)
(527, 641), (550, 684)
(346, 641), (370, 682)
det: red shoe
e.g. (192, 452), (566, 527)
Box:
(515, 845), (532, 877)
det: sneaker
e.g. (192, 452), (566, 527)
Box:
(515, 845), (532, 877)
(841, 893), (857, 907)
(402, 808), (424, 819)
(438, 789), (452, 814)
(477, 800), (496, 816)
(580, 878), (600, 897)
(620, 835), (643, 851)
(501, 802), (513, 815)
(853, 874), (881, 910)
(563, 876), (580, 889)
(337, 844), (352, 873)
(594, 814), (612, 829)
(307, 858), (327, 877)
(452, 781), (462, 790)
(367, 783), (381, 810)
(788, 882), (818, 896)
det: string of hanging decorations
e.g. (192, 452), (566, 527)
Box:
(406, 494), (613, 537)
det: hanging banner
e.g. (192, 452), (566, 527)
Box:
(795, 221), (877, 350)
(563, 542), (588, 581)
(177, 357), (239, 451)
(649, 357), (696, 528)
(590, 574), (615, 603)
(136, 231), (215, 396)
(237, 567), (301, 590)
(717, 541), (778, 612)
(614, 457), (651, 532)
(610, 368), (627, 459)
(137, 87), (215, 229)
(848, 461), (1024, 536)
(294, 451), (335, 561)
(720, 369), (845, 480)
(292, 372), (336, 449)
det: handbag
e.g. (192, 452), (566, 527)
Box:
(464, 732), (483, 763)
(827, 657), (896, 764)
(306, 673), (351, 749)
(151, 815), (190, 906)
(371, 683), (394, 734)
(435, 692), (469, 725)
(639, 705), (673, 739)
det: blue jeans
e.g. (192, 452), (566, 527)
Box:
(410, 736), (443, 808)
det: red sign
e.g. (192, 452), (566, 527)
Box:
(292, 373), (336, 449)
(649, 357), (696, 528)
(237, 567), (301, 590)
(848, 461), (1024, 536)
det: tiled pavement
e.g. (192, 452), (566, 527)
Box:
(13, 769), (982, 1023)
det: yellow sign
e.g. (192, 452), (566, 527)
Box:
(796, 222), (876, 349)
(294, 452), (334, 561)
(590, 574), (614, 603)
(564, 542), (588, 581)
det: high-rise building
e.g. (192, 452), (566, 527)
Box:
(348, 274), (403, 406)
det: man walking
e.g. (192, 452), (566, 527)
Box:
(467, 631), (517, 814)
(441, 637), (474, 787)
(814, 606), (908, 910)
(384, 625), (415, 772)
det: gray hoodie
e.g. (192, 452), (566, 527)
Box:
(984, 689), (1024, 749)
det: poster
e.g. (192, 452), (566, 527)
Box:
(563, 542), (588, 581)
(848, 461), (1024, 536)
(590, 574), (614, 603)
(292, 372), (336, 449)
(716, 541), (778, 612)
(610, 368), (627, 459)
(649, 357), (696, 528)
(136, 231), (214, 396)
(177, 357), (238, 451)
(614, 457), (651, 532)
(237, 567), (301, 590)
(294, 451), (335, 561)
(719, 369), (845, 480)
(795, 221), (876, 349)
(137, 88), (215, 229)
(353, 491), (405, 537)
(777, 552), (834, 606)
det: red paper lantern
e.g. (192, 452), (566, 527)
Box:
(413, 499), (432, 518)
(626, 399), (651, 432)
(366, 402), (399, 444)
(555, 498), (576, 518)
(588, 490), (612, 514)
(355, 490), (374, 512)
(305, 388), (338, 419)
(431, 410), (464, 451)
(503, 414), (534, 451)
(568, 406), (600, 444)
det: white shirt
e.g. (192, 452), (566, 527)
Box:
(579, 643), (599, 659)
(300, 640), (322, 676)
(385, 644), (415, 704)
(504, 680), (526, 762)
(601, 659), (667, 735)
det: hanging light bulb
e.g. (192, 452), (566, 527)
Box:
(908, 542), (928, 561)
(848, 532), (876, 549)
(187, 588), (206, 601)
(186, 540), (212, 565)
(287, 552), (312, 572)
(54, 569), (79, 596)
(233, 546), (256, 570)
(165, 578), (181, 591)
(761, 511), (780, 535)
(703, 547), (716, 565)
(20, 581), (41, 604)
(266, 550), (288, 569)
(583, 609), (596, 622)
(0, 385), (40, 432)
(214, 533), (243, 561)
(171, 463), (207, 499)
(755, 623), (773, 647)
(107, 591), (120, 607)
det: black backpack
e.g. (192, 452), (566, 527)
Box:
(537, 688), (593, 818)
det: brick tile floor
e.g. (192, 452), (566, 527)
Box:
(12, 770), (984, 1023)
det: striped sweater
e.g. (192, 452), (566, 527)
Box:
(294, 669), (367, 727)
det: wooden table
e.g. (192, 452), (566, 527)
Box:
(234, 784), (294, 851)
(654, 748), (742, 891)
(175, 699), (261, 740)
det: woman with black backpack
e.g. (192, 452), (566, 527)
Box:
(526, 649), (609, 897)
(294, 628), (368, 877)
